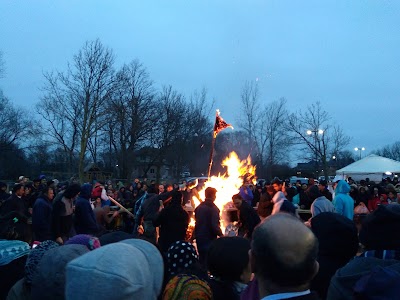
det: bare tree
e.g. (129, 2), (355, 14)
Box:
(237, 80), (291, 179)
(147, 86), (187, 181)
(286, 101), (351, 180)
(374, 141), (400, 161)
(257, 98), (291, 179)
(38, 39), (115, 181)
(37, 75), (79, 174)
(105, 59), (156, 179)
(237, 80), (260, 153)
(166, 88), (214, 178)
(0, 90), (32, 149)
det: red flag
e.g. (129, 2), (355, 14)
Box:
(213, 109), (233, 137)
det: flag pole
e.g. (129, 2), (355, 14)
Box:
(207, 131), (217, 179)
(207, 109), (233, 179)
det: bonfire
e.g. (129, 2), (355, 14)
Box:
(186, 151), (256, 239)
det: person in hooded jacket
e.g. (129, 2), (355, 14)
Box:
(307, 185), (335, 218)
(327, 204), (400, 300)
(32, 186), (55, 242)
(30, 244), (89, 300)
(207, 237), (252, 300)
(7, 240), (59, 300)
(153, 190), (189, 253)
(74, 184), (99, 236)
(271, 191), (296, 216)
(310, 212), (358, 299)
(65, 239), (164, 300)
(332, 180), (354, 220)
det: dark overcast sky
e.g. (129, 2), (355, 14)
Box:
(1, 0), (399, 157)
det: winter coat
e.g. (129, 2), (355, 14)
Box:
(332, 180), (354, 220)
(74, 184), (98, 235)
(51, 197), (74, 241)
(153, 201), (189, 253)
(32, 195), (53, 241)
(194, 199), (223, 249)
(237, 201), (260, 239)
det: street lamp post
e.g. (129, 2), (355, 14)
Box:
(354, 147), (365, 160)
(307, 129), (324, 178)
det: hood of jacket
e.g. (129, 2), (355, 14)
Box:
(335, 180), (351, 194)
(66, 239), (163, 300)
(79, 184), (92, 200)
(31, 245), (89, 300)
(327, 257), (400, 299)
(311, 212), (358, 260)
(272, 191), (286, 204)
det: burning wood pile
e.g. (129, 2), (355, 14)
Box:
(185, 151), (256, 239)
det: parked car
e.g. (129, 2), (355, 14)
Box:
(180, 171), (191, 178)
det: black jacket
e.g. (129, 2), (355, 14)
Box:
(238, 201), (261, 239)
(0, 194), (30, 219)
(194, 199), (223, 247)
(51, 198), (74, 240)
(153, 202), (189, 253)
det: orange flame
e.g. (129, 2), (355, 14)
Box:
(191, 151), (256, 233)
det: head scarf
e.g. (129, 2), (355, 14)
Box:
(166, 241), (198, 276)
(163, 274), (212, 300)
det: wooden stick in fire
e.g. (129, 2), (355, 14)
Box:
(108, 196), (135, 218)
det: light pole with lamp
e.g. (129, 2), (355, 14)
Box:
(354, 147), (365, 160)
(307, 129), (324, 178)
(332, 155), (337, 170)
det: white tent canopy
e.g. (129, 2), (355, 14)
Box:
(336, 154), (400, 182)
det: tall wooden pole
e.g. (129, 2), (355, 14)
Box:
(207, 133), (217, 179)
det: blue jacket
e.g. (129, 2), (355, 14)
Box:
(239, 186), (254, 206)
(74, 184), (98, 235)
(333, 180), (354, 220)
(32, 196), (53, 241)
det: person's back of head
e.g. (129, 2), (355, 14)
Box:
(63, 183), (81, 199)
(204, 187), (217, 200)
(359, 204), (400, 251)
(31, 244), (89, 300)
(207, 237), (251, 283)
(250, 213), (319, 296)
(66, 239), (163, 300)
(307, 185), (322, 201)
(271, 178), (282, 185)
(311, 212), (358, 260)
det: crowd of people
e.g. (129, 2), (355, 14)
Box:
(0, 174), (400, 299)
